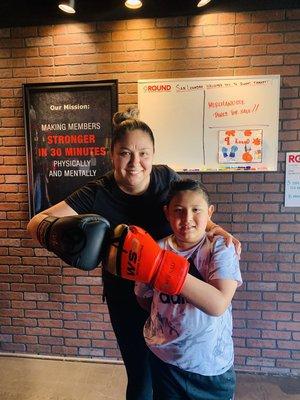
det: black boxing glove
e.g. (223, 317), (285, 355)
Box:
(37, 214), (110, 271)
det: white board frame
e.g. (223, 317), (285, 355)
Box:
(138, 75), (280, 172)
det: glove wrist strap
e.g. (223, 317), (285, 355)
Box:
(37, 216), (58, 248)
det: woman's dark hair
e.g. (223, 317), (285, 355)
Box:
(111, 107), (155, 152)
(166, 179), (211, 206)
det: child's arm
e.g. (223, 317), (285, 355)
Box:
(180, 276), (238, 316)
(135, 282), (153, 312)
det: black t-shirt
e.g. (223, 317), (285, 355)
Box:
(65, 165), (180, 299)
(65, 164), (180, 240)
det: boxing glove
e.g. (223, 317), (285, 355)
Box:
(37, 214), (110, 271)
(105, 224), (189, 295)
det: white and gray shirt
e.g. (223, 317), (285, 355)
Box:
(135, 235), (242, 376)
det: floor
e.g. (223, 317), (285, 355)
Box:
(0, 355), (299, 400)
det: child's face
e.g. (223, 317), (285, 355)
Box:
(164, 190), (214, 250)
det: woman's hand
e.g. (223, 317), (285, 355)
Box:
(206, 224), (241, 258)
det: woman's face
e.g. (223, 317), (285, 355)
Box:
(111, 129), (154, 195)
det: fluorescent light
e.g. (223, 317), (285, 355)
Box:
(197, 0), (212, 7)
(58, 0), (76, 14)
(125, 0), (143, 9)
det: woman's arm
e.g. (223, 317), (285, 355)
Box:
(180, 274), (238, 316)
(27, 201), (77, 242)
(206, 220), (241, 257)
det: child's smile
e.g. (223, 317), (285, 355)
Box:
(164, 190), (214, 250)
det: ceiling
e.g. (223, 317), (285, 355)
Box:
(0, 0), (299, 29)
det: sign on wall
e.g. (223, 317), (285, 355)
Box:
(138, 75), (280, 172)
(23, 80), (118, 217)
(285, 152), (300, 207)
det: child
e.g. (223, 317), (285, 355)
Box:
(135, 179), (242, 400)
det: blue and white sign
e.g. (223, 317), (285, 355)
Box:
(285, 152), (300, 207)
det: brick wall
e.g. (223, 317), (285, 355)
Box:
(0, 8), (300, 375)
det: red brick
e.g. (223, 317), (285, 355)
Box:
(235, 291), (262, 301)
(279, 303), (300, 312)
(264, 293), (292, 305)
(276, 359), (300, 369)
(158, 16), (187, 28)
(77, 294), (102, 304)
(263, 272), (293, 282)
(50, 311), (75, 320)
(248, 320), (276, 330)
(278, 341), (300, 350)
(38, 319), (63, 328)
(77, 312), (103, 321)
(27, 344), (51, 354)
(36, 284), (61, 293)
(11, 300), (36, 309)
(263, 254), (294, 263)
(90, 322), (113, 331)
(63, 286), (89, 294)
(92, 339), (118, 348)
(14, 335), (38, 344)
(247, 339), (276, 348)
(246, 357), (275, 367)
(78, 330), (104, 339)
(1, 326), (24, 334)
(235, 347), (261, 357)
(79, 348), (104, 357)
(104, 348), (122, 358)
(51, 328), (77, 338)
(252, 33), (283, 44)
(262, 349), (290, 358)
(277, 322), (300, 331)
(1, 343), (26, 352)
(63, 303), (90, 312)
(37, 302), (62, 311)
(65, 338), (91, 347)
(248, 243), (278, 252)
(25, 310), (49, 318)
(39, 336), (64, 345)
(248, 301), (276, 311)
(269, 43), (300, 54)
(236, 22), (268, 34)
(262, 330), (291, 340)
(13, 318), (37, 327)
(263, 311), (292, 321)
(26, 327), (50, 335)
(0, 292), (22, 301)
(64, 321), (90, 330)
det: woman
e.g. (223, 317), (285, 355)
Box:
(27, 109), (240, 400)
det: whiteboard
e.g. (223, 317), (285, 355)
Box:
(138, 75), (280, 172)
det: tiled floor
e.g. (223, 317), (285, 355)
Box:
(0, 355), (299, 400)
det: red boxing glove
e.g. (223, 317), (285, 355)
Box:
(105, 224), (189, 295)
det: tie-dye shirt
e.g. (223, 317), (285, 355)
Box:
(135, 235), (242, 376)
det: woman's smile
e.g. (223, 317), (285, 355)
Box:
(111, 129), (154, 194)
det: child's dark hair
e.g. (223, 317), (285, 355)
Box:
(111, 107), (155, 152)
(166, 179), (211, 206)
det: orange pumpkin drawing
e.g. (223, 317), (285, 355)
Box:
(242, 152), (253, 162)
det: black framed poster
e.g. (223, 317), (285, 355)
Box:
(23, 80), (118, 218)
